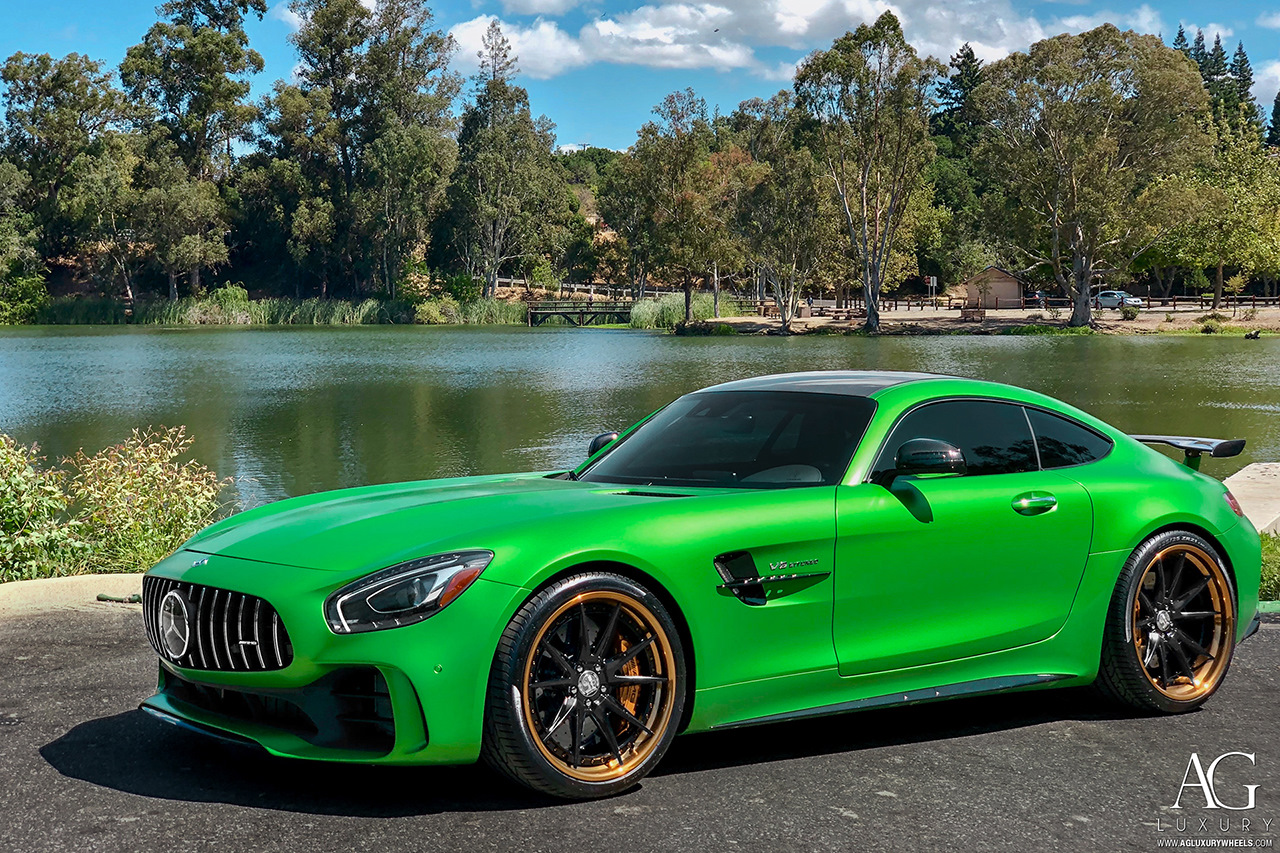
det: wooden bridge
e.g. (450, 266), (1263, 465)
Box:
(527, 300), (633, 327)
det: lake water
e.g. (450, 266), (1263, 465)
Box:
(1, 325), (1278, 505)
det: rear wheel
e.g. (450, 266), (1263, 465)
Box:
(1097, 530), (1236, 713)
(482, 573), (685, 799)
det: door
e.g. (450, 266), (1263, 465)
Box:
(833, 399), (1094, 677)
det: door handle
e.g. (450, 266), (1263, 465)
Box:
(1012, 492), (1057, 515)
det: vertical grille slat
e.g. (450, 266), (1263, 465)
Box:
(142, 577), (293, 673)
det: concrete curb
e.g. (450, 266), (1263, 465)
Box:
(1225, 463), (1280, 535)
(0, 573), (143, 618)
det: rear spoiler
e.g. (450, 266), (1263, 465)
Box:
(1130, 434), (1246, 470)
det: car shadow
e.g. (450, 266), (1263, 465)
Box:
(41, 688), (1142, 816)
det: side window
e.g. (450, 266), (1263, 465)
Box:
(872, 399), (1038, 479)
(1025, 407), (1112, 469)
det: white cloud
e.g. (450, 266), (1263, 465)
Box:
(444, 1), (1198, 85)
(1180, 21), (1234, 41)
(450, 15), (589, 80)
(1256, 60), (1280, 114)
(270, 2), (303, 31)
(502, 0), (583, 13)
(1258, 12), (1280, 30)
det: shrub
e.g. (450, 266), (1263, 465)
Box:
(0, 437), (86, 582)
(1199, 319), (1222, 334)
(1164, 313), (1174, 323)
(443, 272), (482, 303)
(1195, 311), (1228, 323)
(1119, 305), (1139, 321)
(415, 300), (449, 324)
(64, 427), (228, 574)
(1241, 307), (1258, 321)
(209, 283), (250, 308)
(0, 275), (50, 324)
(1262, 534), (1279, 601)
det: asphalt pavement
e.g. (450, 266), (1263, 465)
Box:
(1, 592), (1277, 853)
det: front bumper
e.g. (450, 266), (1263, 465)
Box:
(140, 550), (527, 765)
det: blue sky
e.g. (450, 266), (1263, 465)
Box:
(6, 0), (1280, 150)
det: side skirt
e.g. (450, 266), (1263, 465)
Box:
(705, 673), (1073, 732)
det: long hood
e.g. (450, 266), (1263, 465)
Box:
(184, 473), (711, 573)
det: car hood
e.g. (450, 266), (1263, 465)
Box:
(184, 473), (713, 573)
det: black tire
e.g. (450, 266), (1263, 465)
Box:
(1096, 530), (1236, 714)
(481, 572), (686, 799)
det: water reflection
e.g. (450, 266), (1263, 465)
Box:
(0, 326), (1276, 502)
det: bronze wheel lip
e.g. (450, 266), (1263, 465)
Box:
(1131, 543), (1234, 702)
(521, 588), (676, 783)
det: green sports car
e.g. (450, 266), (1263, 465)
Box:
(141, 371), (1263, 799)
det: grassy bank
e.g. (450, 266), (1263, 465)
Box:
(1263, 533), (1280, 601)
(35, 291), (530, 326)
(630, 293), (745, 330)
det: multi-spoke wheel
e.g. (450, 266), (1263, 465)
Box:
(1098, 530), (1236, 713)
(482, 573), (685, 798)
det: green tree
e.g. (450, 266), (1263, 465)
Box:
(1191, 30), (1207, 71)
(794, 12), (941, 331)
(730, 92), (827, 331)
(632, 88), (719, 322)
(935, 42), (984, 146)
(596, 153), (655, 298)
(1172, 25), (1190, 58)
(1227, 42), (1261, 132)
(1, 52), (133, 255)
(137, 149), (228, 300)
(1269, 90), (1280, 148)
(1161, 121), (1280, 307)
(975, 25), (1211, 326)
(64, 134), (146, 300)
(121, 0), (266, 180)
(440, 21), (570, 297)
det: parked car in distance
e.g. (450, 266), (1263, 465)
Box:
(1094, 290), (1145, 308)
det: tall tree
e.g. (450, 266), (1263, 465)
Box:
(795, 12), (941, 331)
(136, 148), (229, 300)
(1191, 29), (1207, 71)
(121, 0), (266, 180)
(1, 52), (132, 254)
(935, 42), (984, 145)
(1172, 25), (1190, 58)
(440, 22), (570, 297)
(631, 88), (718, 322)
(1268, 90), (1280, 147)
(596, 153), (655, 298)
(1227, 42), (1261, 131)
(975, 24), (1212, 326)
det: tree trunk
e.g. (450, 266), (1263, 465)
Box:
(189, 267), (200, 296)
(862, 265), (880, 333)
(1212, 261), (1224, 310)
(683, 276), (693, 323)
(713, 263), (720, 318)
(168, 270), (178, 302)
(1067, 255), (1093, 327)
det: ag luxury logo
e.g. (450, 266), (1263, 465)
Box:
(1173, 753), (1259, 811)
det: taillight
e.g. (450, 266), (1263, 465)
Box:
(1223, 490), (1246, 518)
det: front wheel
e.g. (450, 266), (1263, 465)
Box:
(481, 573), (686, 799)
(1097, 530), (1236, 713)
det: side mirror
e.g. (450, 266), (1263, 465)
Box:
(882, 438), (966, 486)
(587, 431), (619, 457)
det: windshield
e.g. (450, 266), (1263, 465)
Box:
(578, 391), (876, 489)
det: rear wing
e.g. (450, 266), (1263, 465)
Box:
(1130, 434), (1245, 470)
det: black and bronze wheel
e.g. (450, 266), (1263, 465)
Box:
(482, 572), (685, 798)
(1097, 530), (1236, 713)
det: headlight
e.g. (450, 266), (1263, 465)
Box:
(324, 550), (493, 634)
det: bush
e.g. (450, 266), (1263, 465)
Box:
(1119, 305), (1140, 321)
(629, 292), (743, 329)
(1195, 311), (1229, 323)
(64, 427), (228, 574)
(209, 283), (250, 308)
(443, 272), (482, 303)
(1199, 319), (1222, 334)
(1241, 307), (1259, 321)
(0, 275), (50, 324)
(0, 427), (229, 581)
(1262, 534), (1279, 601)
(0, 437), (86, 582)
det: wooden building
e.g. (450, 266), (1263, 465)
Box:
(958, 266), (1025, 309)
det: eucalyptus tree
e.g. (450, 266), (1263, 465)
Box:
(136, 148), (229, 301)
(1, 52), (133, 255)
(729, 93), (828, 331)
(794, 12), (941, 331)
(442, 21), (570, 297)
(596, 153), (655, 298)
(631, 88), (719, 322)
(975, 25), (1211, 326)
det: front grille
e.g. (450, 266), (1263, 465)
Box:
(144, 576), (294, 671)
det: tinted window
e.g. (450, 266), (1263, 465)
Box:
(1026, 407), (1112, 469)
(581, 391), (875, 488)
(873, 399), (1037, 479)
